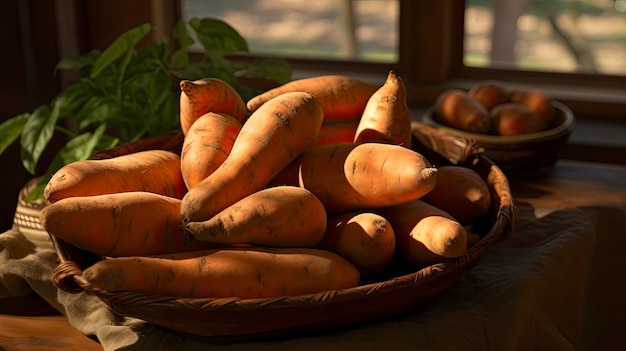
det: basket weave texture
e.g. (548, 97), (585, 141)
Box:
(20, 123), (514, 344)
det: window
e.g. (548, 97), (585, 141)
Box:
(464, 0), (626, 76)
(181, 0), (399, 63)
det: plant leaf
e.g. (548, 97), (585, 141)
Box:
(55, 50), (101, 72)
(61, 124), (107, 163)
(0, 113), (29, 156)
(171, 20), (195, 69)
(174, 20), (195, 48)
(189, 17), (248, 57)
(51, 80), (94, 120)
(94, 133), (120, 153)
(241, 58), (292, 84)
(91, 23), (153, 79)
(75, 95), (121, 130)
(20, 106), (58, 175)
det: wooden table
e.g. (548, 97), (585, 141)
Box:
(0, 296), (103, 351)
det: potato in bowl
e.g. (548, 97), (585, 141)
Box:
(423, 81), (575, 179)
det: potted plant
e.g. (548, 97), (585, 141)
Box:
(0, 17), (291, 201)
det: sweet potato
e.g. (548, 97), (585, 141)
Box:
(181, 92), (324, 223)
(179, 78), (247, 134)
(44, 149), (187, 203)
(490, 103), (547, 136)
(509, 89), (555, 126)
(422, 165), (491, 225)
(246, 75), (377, 122)
(184, 186), (327, 248)
(434, 89), (491, 133)
(81, 247), (361, 298)
(40, 192), (224, 257)
(467, 80), (510, 110)
(306, 119), (359, 151)
(180, 112), (242, 189)
(354, 70), (412, 147)
(268, 142), (437, 214)
(320, 211), (396, 275)
(377, 199), (468, 266)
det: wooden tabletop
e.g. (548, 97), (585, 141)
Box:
(0, 295), (103, 351)
(510, 160), (626, 209)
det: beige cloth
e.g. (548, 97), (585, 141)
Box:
(3, 200), (623, 351)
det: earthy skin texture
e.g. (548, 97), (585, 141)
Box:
(44, 150), (187, 203)
(320, 211), (396, 275)
(490, 103), (548, 136)
(467, 80), (511, 110)
(306, 119), (360, 151)
(422, 165), (491, 225)
(180, 112), (242, 189)
(268, 142), (437, 214)
(184, 186), (327, 248)
(354, 70), (412, 148)
(40, 192), (224, 257)
(82, 247), (361, 299)
(179, 78), (247, 134)
(434, 89), (492, 133)
(181, 92), (324, 224)
(246, 75), (378, 122)
(509, 89), (556, 126)
(377, 199), (468, 266)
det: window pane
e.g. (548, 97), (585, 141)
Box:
(181, 0), (398, 62)
(464, 0), (626, 76)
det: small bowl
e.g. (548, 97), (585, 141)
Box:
(421, 101), (575, 179)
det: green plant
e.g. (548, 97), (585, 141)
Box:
(0, 17), (291, 200)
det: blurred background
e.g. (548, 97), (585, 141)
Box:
(182, 0), (626, 75)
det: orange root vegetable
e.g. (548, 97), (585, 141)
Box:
(467, 80), (510, 110)
(184, 186), (327, 248)
(320, 211), (396, 275)
(434, 89), (491, 133)
(354, 70), (412, 148)
(490, 103), (547, 136)
(44, 150), (187, 203)
(40, 192), (224, 257)
(89, 131), (183, 160)
(180, 112), (242, 189)
(268, 142), (437, 214)
(422, 165), (491, 225)
(246, 75), (378, 122)
(181, 91), (324, 223)
(179, 78), (247, 134)
(81, 247), (361, 299)
(306, 119), (360, 151)
(509, 89), (555, 125)
(377, 199), (468, 266)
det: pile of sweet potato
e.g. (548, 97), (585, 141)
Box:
(39, 71), (492, 300)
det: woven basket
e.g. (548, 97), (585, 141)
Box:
(18, 123), (514, 344)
